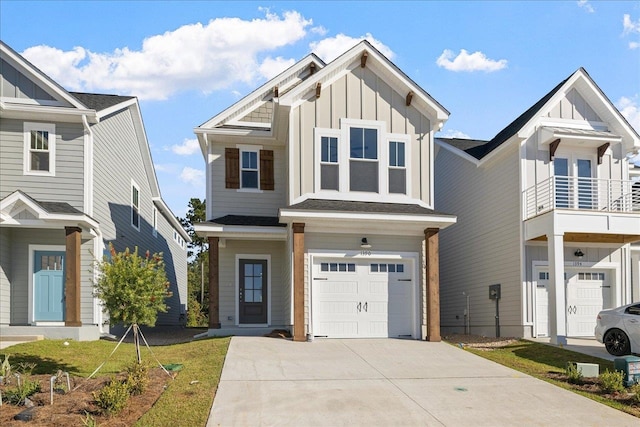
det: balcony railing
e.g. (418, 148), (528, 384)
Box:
(524, 176), (640, 219)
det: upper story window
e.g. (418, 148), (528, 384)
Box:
(314, 120), (411, 200)
(24, 122), (55, 176)
(131, 181), (140, 230)
(152, 206), (158, 237)
(173, 230), (185, 249)
(225, 146), (274, 191)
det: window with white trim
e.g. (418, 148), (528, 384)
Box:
(152, 206), (158, 237)
(24, 122), (55, 175)
(241, 149), (259, 189)
(131, 182), (140, 230)
(320, 136), (339, 190)
(389, 141), (406, 194)
(173, 230), (185, 249)
(349, 127), (378, 192)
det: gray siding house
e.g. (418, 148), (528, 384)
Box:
(0, 41), (190, 340)
(194, 41), (456, 342)
(435, 68), (640, 344)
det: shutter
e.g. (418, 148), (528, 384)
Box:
(260, 149), (274, 191)
(225, 148), (240, 189)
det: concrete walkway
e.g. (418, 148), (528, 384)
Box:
(528, 336), (617, 361)
(208, 337), (638, 427)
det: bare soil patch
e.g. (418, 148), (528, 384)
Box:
(443, 333), (518, 350)
(0, 368), (173, 426)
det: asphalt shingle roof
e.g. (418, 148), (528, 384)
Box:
(285, 199), (452, 216)
(209, 215), (285, 227)
(70, 92), (135, 111)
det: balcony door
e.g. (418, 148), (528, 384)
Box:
(554, 154), (595, 210)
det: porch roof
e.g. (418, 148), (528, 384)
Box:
(282, 199), (452, 216)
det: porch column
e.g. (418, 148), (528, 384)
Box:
(548, 232), (567, 345)
(425, 228), (441, 342)
(208, 236), (221, 329)
(293, 223), (305, 342)
(64, 226), (82, 327)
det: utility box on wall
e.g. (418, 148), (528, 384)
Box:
(614, 356), (640, 387)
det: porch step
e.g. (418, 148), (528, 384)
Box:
(0, 335), (44, 342)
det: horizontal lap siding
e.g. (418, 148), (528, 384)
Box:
(0, 118), (85, 210)
(436, 147), (523, 337)
(0, 227), (11, 324)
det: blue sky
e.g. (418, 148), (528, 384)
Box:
(2, 1), (639, 217)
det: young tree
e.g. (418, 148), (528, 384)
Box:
(95, 244), (171, 362)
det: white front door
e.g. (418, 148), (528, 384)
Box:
(312, 258), (413, 338)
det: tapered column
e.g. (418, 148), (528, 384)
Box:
(293, 223), (305, 342)
(65, 227), (82, 326)
(425, 228), (440, 342)
(548, 233), (567, 345)
(208, 236), (221, 329)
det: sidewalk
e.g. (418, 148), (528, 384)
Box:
(528, 336), (616, 361)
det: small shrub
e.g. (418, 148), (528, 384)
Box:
(1, 354), (12, 378)
(16, 362), (37, 376)
(93, 378), (130, 415)
(82, 411), (98, 427)
(3, 377), (41, 405)
(566, 362), (584, 385)
(629, 382), (640, 403)
(125, 361), (149, 396)
(599, 369), (625, 394)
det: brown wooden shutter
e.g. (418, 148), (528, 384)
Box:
(260, 149), (274, 191)
(225, 148), (240, 189)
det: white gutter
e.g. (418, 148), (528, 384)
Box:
(82, 114), (94, 217)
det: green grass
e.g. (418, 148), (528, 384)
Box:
(454, 339), (639, 418)
(2, 334), (230, 427)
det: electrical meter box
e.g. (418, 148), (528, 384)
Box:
(614, 356), (640, 387)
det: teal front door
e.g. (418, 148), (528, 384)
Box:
(34, 251), (65, 321)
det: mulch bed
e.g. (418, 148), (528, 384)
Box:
(0, 368), (173, 426)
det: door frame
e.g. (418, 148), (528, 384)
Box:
(308, 250), (420, 339)
(28, 244), (66, 325)
(552, 149), (597, 209)
(235, 254), (271, 326)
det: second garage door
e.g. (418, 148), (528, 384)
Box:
(311, 258), (414, 338)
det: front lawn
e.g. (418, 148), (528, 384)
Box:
(0, 334), (230, 426)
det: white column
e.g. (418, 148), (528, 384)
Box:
(548, 232), (567, 345)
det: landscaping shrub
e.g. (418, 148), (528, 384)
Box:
(125, 361), (150, 396)
(93, 377), (130, 415)
(3, 377), (41, 405)
(566, 362), (584, 385)
(629, 382), (640, 403)
(599, 369), (625, 394)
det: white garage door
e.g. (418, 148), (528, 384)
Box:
(312, 259), (414, 338)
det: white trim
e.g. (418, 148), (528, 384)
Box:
(96, 97), (137, 120)
(28, 244), (66, 324)
(131, 179), (141, 231)
(23, 122), (56, 176)
(236, 144), (263, 191)
(152, 206), (158, 237)
(308, 250), (420, 339)
(82, 115), (94, 217)
(235, 254), (272, 326)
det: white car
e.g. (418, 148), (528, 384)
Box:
(595, 303), (640, 356)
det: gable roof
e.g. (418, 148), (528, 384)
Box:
(70, 92), (135, 112)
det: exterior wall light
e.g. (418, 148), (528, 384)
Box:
(360, 238), (371, 249)
(574, 249), (584, 259)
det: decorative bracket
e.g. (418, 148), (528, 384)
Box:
(406, 91), (414, 107)
(597, 142), (610, 165)
(315, 82), (322, 99)
(549, 139), (560, 161)
(361, 51), (368, 68)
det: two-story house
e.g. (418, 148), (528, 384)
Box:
(435, 68), (640, 345)
(194, 41), (456, 342)
(0, 41), (190, 341)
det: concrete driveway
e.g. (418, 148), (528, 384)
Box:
(208, 337), (638, 427)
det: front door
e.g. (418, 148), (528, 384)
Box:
(554, 156), (594, 209)
(34, 251), (65, 321)
(239, 259), (267, 324)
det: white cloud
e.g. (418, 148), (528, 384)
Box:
(436, 49), (507, 72)
(630, 41), (640, 50)
(311, 26), (328, 36)
(310, 33), (394, 63)
(171, 138), (200, 156)
(21, 10), (312, 100)
(616, 95), (640, 133)
(577, 1), (594, 13)
(179, 167), (205, 186)
(258, 56), (296, 80)
(623, 14), (640, 34)
(438, 129), (471, 139)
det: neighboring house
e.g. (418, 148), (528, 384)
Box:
(435, 68), (640, 344)
(0, 41), (190, 341)
(194, 41), (456, 342)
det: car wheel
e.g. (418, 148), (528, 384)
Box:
(603, 328), (631, 356)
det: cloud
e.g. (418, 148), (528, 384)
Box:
(616, 95), (640, 133)
(170, 138), (200, 156)
(438, 129), (471, 139)
(436, 49), (507, 72)
(21, 10), (312, 100)
(258, 56), (296, 80)
(310, 33), (394, 63)
(623, 14), (640, 35)
(179, 167), (205, 186)
(577, 0), (594, 13)
(630, 41), (640, 50)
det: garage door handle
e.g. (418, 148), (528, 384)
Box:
(363, 302), (368, 312)
(398, 279), (411, 282)
(357, 302), (362, 312)
(314, 277), (328, 280)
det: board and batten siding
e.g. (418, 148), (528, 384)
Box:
(91, 107), (187, 324)
(209, 143), (286, 218)
(435, 145), (523, 337)
(291, 65), (432, 203)
(0, 118), (85, 210)
(217, 240), (286, 327)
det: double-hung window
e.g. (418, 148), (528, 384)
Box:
(24, 122), (55, 176)
(320, 136), (339, 190)
(389, 141), (406, 194)
(131, 181), (140, 230)
(241, 150), (259, 189)
(349, 127), (378, 192)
